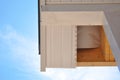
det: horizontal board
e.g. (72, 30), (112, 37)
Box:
(77, 62), (116, 66)
(41, 12), (104, 25)
(45, 0), (120, 4)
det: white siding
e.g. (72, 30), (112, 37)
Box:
(45, 0), (120, 4)
(40, 25), (46, 71)
(46, 25), (76, 68)
(41, 12), (104, 25)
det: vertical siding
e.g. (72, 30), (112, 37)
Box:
(46, 25), (76, 68)
(41, 25), (46, 71)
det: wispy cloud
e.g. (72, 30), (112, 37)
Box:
(0, 25), (39, 73)
(1, 25), (120, 80)
(41, 67), (120, 80)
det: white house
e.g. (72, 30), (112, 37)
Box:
(39, 0), (120, 71)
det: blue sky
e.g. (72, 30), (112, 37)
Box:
(0, 0), (120, 80)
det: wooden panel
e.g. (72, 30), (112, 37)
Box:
(77, 47), (105, 62)
(101, 26), (105, 59)
(101, 27), (110, 61)
(77, 62), (116, 66)
(104, 35), (110, 61)
(101, 27), (115, 62)
(46, 25), (76, 68)
(110, 47), (115, 61)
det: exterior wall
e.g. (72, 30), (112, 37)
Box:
(40, 0), (120, 71)
(45, 24), (76, 68)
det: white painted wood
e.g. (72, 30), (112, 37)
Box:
(40, 0), (45, 5)
(40, 24), (46, 71)
(41, 12), (104, 25)
(82, 0), (94, 3)
(61, 25), (72, 67)
(45, 0), (120, 4)
(103, 0), (113, 3)
(113, 0), (120, 3)
(71, 26), (77, 67)
(46, 0), (51, 2)
(46, 24), (76, 68)
(61, 0), (71, 2)
(51, 0), (61, 2)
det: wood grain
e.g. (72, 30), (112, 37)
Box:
(77, 47), (105, 62)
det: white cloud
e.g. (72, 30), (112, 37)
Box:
(41, 67), (120, 80)
(1, 25), (120, 80)
(0, 25), (40, 74)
